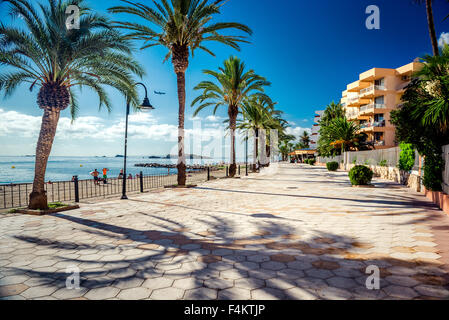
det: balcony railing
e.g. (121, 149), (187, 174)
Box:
(368, 140), (386, 146)
(359, 85), (386, 96)
(360, 120), (386, 129)
(359, 104), (386, 114)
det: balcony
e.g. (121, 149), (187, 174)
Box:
(360, 120), (386, 131)
(346, 110), (359, 120)
(359, 104), (386, 115)
(368, 140), (386, 147)
(346, 95), (371, 107)
(359, 85), (386, 98)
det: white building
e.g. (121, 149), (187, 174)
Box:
(310, 110), (324, 149)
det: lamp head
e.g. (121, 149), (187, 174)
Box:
(139, 97), (154, 111)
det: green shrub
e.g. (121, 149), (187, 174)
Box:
(326, 161), (339, 171)
(348, 165), (373, 185)
(308, 159), (316, 166)
(378, 159), (387, 167)
(352, 157), (357, 165)
(398, 143), (415, 172)
(423, 154), (444, 191)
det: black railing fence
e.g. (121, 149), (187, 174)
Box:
(0, 165), (249, 210)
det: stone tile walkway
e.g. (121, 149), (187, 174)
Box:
(1, 163), (449, 300)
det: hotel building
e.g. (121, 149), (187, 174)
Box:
(310, 110), (324, 149)
(340, 61), (422, 149)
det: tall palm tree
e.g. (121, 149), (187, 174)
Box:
(299, 131), (310, 148)
(320, 101), (344, 127)
(237, 96), (282, 170)
(0, 0), (144, 209)
(415, 0), (439, 56)
(191, 56), (269, 177)
(109, 0), (252, 186)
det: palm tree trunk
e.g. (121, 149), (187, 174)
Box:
(29, 108), (61, 209)
(426, 0), (439, 56)
(176, 71), (186, 186)
(228, 105), (238, 177)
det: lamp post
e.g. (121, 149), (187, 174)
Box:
(121, 82), (154, 200)
(245, 133), (248, 176)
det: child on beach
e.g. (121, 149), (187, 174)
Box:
(102, 168), (109, 184)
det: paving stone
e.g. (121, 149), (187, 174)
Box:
(285, 287), (318, 300)
(218, 287), (251, 300)
(173, 278), (203, 290)
(383, 285), (419, 299)
(117, 287), (151, 300)
(184, 288), (217, 300)
(0, 284), (28, 297)
(260, 261), (286, 271)
(150, 287), (185, 300)
(251, 288), (286, 300)
(326, 276), (358, 289)
(142, 277), (173, 290)
(84, 287), (120, 300)
(204, 278), (233, 290)
(414, 285), (449, 298)
(51, 287), (89, 299)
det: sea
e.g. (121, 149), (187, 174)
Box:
(0, 156), (239, 184)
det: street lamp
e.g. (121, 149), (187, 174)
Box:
(121, 82), (154, 200)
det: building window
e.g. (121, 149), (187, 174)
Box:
(375, 96), (384, 104)
(375, 78), (385, 86)
(374, 114), (384, 122)
(374, 132), (383, 141)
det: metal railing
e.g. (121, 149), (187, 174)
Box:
(359, 85), (386, 96)
(360, 120), (386, 129)
(0, 165), (249, 210)
(359, 104), (386, 114)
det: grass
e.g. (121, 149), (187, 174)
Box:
(6, 201), (70, 213)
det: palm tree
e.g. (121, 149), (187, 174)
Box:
(410, 44), (449, 130)
(415, 0), (439, 56)
(320, 101), (344, 127)
(109, 0), (252, 186)
(237, 96), (282, 170)
(321, 117), (363, 155)
(299, 131), (310, 148)
(0, 0), (144, 209)
(192, 56), (269, 177)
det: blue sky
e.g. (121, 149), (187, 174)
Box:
(1, 0), (449, 156)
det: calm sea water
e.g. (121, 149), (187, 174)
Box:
(0, 156), (235, 184)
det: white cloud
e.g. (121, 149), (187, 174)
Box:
(438, 32), (449, 48)
(285, 126), (311, 138)
(205, 115), (223, 122)
(0, 108), (233, 145)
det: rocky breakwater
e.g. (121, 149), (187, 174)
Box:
(134, 163), (220, 171)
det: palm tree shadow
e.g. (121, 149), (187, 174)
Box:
(5, 211), (448, 300)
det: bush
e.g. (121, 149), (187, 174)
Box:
(398, 143), (415, 172)
(348, 165), (373, 185)
(308, 158), (316, 166)
(423, 154), (444, 191)
(378, 159), (387, 167)
(326, 161), (339, 171)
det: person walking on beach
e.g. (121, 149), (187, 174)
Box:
(91, 169), (100, 185)
(102, 168), (109, 184)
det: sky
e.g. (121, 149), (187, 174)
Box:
(1, 0), (449, 157)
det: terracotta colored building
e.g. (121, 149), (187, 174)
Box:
(340, 61), (422, 149)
